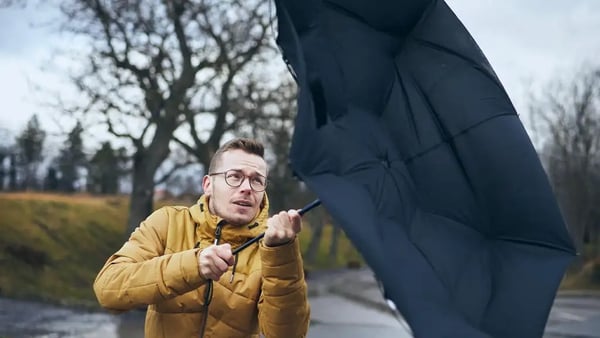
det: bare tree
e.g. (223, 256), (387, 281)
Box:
(529, 66), (600, 262)
(171, 1), (287, 169)
(47, 0), (287, 235)
(229, 77), (312, 213)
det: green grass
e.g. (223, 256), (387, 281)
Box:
(299, 224), (364, 270)
(0, 192), (363, 307)
(561, 257), (600, 290)
(0, 192), (129, 306)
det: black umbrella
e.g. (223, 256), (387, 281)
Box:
(273, 0), (577, 337)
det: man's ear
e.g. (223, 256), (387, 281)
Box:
(202, 175), (212, 196)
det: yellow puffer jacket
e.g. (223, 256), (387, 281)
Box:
(93, 195), (310, 338)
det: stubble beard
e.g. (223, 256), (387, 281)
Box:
(209, 192), (248, 227)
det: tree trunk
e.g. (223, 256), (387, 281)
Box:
(9, 154), (17, 191)
(126, 172), (155, 237)
(125, 141), (170, 236)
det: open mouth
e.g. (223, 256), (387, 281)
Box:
(233, 201), (252, 207)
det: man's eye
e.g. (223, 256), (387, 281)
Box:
(252, 177), (265, 186)
(227, 172), (243, 180)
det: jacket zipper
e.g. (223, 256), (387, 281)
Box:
(214, 221), (223, 245)
(199, 220), (226, 338)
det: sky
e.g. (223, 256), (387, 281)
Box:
(0, 0), (599, 149)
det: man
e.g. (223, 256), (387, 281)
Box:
(94, 138), (310, 338)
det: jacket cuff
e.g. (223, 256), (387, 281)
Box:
(260, 238), (304, 276)
(180, 248), (205, 287)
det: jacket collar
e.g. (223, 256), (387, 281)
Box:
(189, 194), (269, 246)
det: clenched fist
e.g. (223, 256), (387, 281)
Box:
(198, 243), (234, 280)
(263, 209), (302, 247)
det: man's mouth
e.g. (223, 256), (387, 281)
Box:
(233, 200), (252, 207)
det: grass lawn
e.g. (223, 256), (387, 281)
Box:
(0, 192), (364, 307)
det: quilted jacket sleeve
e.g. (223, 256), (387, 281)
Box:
(93, 208), (206, 311)
(258, 238), (310, 337)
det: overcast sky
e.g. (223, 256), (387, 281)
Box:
(1, 0), (599, 144)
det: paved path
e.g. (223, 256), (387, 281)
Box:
(310, 267), (600, 338)
(306, 268), (412, 337)
(0, 268), (409, 338)
(1, 268), (598, 337)
(545, 294), (600, 337)
(308, 295), (411, 338)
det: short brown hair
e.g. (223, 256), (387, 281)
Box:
(208, 138), (265, 173)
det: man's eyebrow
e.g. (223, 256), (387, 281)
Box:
(227, 168), (266, 177)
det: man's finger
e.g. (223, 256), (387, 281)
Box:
(218, 243), (232, 251)
(213, 256), (229, 273)
(205, 264), (221, 280)
(288, 209), (302, 233)
(216, 244), (234, 266)
(288, 209), (300, 218)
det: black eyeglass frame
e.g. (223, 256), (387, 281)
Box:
(209, 169), (268, 192)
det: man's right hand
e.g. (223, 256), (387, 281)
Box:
(197, 243), (234, 281)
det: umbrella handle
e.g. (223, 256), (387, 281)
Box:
(232, 199), (321, 255)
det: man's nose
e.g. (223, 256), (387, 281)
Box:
(238, 177), (253, 192)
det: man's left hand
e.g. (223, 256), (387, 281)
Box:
(264, 209), (302, 247)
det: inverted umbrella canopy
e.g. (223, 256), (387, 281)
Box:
(274, 0), (577, 337)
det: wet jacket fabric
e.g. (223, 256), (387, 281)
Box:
(93, 195), (310, 338)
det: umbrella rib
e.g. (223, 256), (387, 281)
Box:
(322, 0), (372, 28)
(406, 69), (479, 199)
(403, 112), (515, 163)
(412, 37), (502, 90)
(496, 236), (577, 254)
(392, 67), (421, 144)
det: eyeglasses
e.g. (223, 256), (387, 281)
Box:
(209, 169), (267, 192)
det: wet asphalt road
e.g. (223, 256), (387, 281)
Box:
(1, 268), (599, 338)
(0, 296), (410, 338)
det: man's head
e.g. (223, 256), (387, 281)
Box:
(202, 138), (268, 226)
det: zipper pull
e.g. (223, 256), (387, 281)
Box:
(230, 254), (238, 284)
(214, 220), (225, 245)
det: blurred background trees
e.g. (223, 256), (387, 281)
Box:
(529, 65), (600, 268)
(0, 0), (598, 274)
(15, 114), (46, 190)
(46, 0), (299, 235)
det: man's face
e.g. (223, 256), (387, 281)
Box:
(202, 149), (267, 226)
